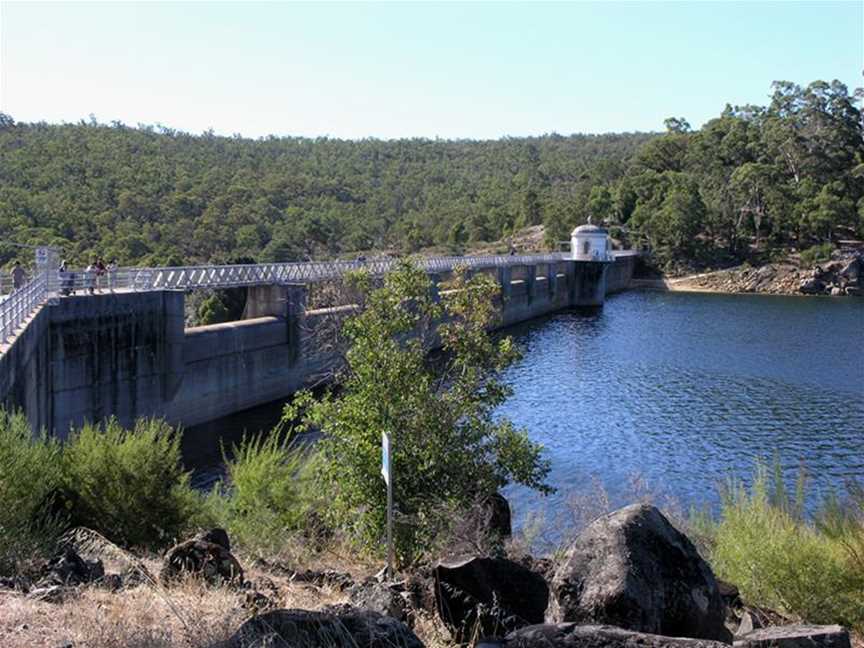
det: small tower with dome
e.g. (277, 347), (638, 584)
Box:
(570, 218), (610, 261)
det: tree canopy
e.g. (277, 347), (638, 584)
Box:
(0, 114), (651, 267)
(616, 80), (863, 267)
(1, 79), (859, 271)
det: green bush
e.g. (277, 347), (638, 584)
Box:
(208, 432), (321, 555)
(292, 262), (552, 564)
(705, 463), (864, 631)
(800, 242), (834, 267)
(62, 418), (206, 549)
(0, 411), (64, 574)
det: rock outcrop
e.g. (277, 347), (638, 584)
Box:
(39, 546), (104, 587)
(672, 251), (863, 297)
(484, 623), (731, 648)
(434, 555), (549, 642)
(225, 607), (424, 648)
(348, 580), (410, 624)
(160, 529), (243, 586)
(734, 625), (851, 648)
(546, 504), (731, 644)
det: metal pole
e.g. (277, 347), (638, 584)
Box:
(386, 456), (394, 581)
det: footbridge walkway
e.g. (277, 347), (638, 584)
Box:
(1, 251), (638, 436)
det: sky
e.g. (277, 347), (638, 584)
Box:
(0, 1), (861, 140)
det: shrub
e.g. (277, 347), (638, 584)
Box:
(816, 481), (864, 578)
(705, 463), (864, 631)
(62, 418), (205, 549)
(291, 261), (552, 564)
(0, 410), (63, 574)
(800, 242), (834, 267)
(208, 432), (321, 555)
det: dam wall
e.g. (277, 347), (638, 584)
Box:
(1, 255), (636, 435)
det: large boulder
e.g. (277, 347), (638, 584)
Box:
(799, 278), (826, 295)
(839, 256), (861, 285)
(434, 555), (549, 641)
(225, 607), (424, 648)
(486, 623), (732, 648)
(160, 531), (243, 586)
(546, 504), (731, 644)
(734, 625), (851, 648)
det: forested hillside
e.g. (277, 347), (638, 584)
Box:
(562, 79), (863, 270)
(0, 114), (652, 267)
(0, 79), (860, 270)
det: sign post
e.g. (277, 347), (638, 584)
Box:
(35, 246), (60, 303)
(381, 431), (393, 581)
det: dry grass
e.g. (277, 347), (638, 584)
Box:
(0, 548), (457, 648)
(1, 560), (350, 648)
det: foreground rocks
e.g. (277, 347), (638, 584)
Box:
(224, 607), (424, 648)
(161, 528), (244, 586)
(547, 504), (731, 643)
(347, 580), (410, 624)
(434, 555), (549, 641)
(483, 623), (732, 648)
(40, 546), (104, 587)
(734, 625), (851, 648)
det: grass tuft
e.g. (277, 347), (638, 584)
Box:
(703, 462), (864, 631)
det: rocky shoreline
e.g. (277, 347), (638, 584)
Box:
(1, 503), (855, 648)
(636, 251), (863, 298)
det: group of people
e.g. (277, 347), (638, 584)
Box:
(5, 258), (122, 297)
(58, 258), (118, 295)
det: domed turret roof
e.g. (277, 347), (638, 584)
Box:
(572, 223), (607, 235)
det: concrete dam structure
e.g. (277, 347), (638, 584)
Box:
(0, 253), (637, 437)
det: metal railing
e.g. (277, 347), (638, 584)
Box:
(0, 273), (47, 346)
(133, 253), (573, 290)
(0, 250), (638, 351)
(50, 254), (573, 293)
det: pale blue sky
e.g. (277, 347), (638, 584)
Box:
(0, 1), (860, 139)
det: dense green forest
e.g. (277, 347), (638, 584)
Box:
(0, 79), (860, 270)
(556, 79), (863, 270)
(0, 114), (653, 267)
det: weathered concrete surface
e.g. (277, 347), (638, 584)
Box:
(1, 255), (636, 435)
(0, 304), (52, 435)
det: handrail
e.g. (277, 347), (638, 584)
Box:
(1, 250), (638, 352)
(0, 273), (47, 346)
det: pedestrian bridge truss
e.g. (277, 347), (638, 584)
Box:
(1, 251), (640, 349)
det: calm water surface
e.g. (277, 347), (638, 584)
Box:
(185, 291), (864, 527)
(499, 291), (864, 526)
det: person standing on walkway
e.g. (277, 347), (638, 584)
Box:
(85, 260), (97, 295)
(11, 261), (26, 291)
(107, 258), (118, 292)
(95, 258), (107, 292)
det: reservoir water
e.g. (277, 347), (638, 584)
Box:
(184, 291), (864, 529)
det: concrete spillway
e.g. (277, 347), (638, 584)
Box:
(0, 256), (635, 437)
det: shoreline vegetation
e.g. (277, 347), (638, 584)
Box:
(2, 262), (863, 647)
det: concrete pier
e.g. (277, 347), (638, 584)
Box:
(1, 256), (636, 436)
